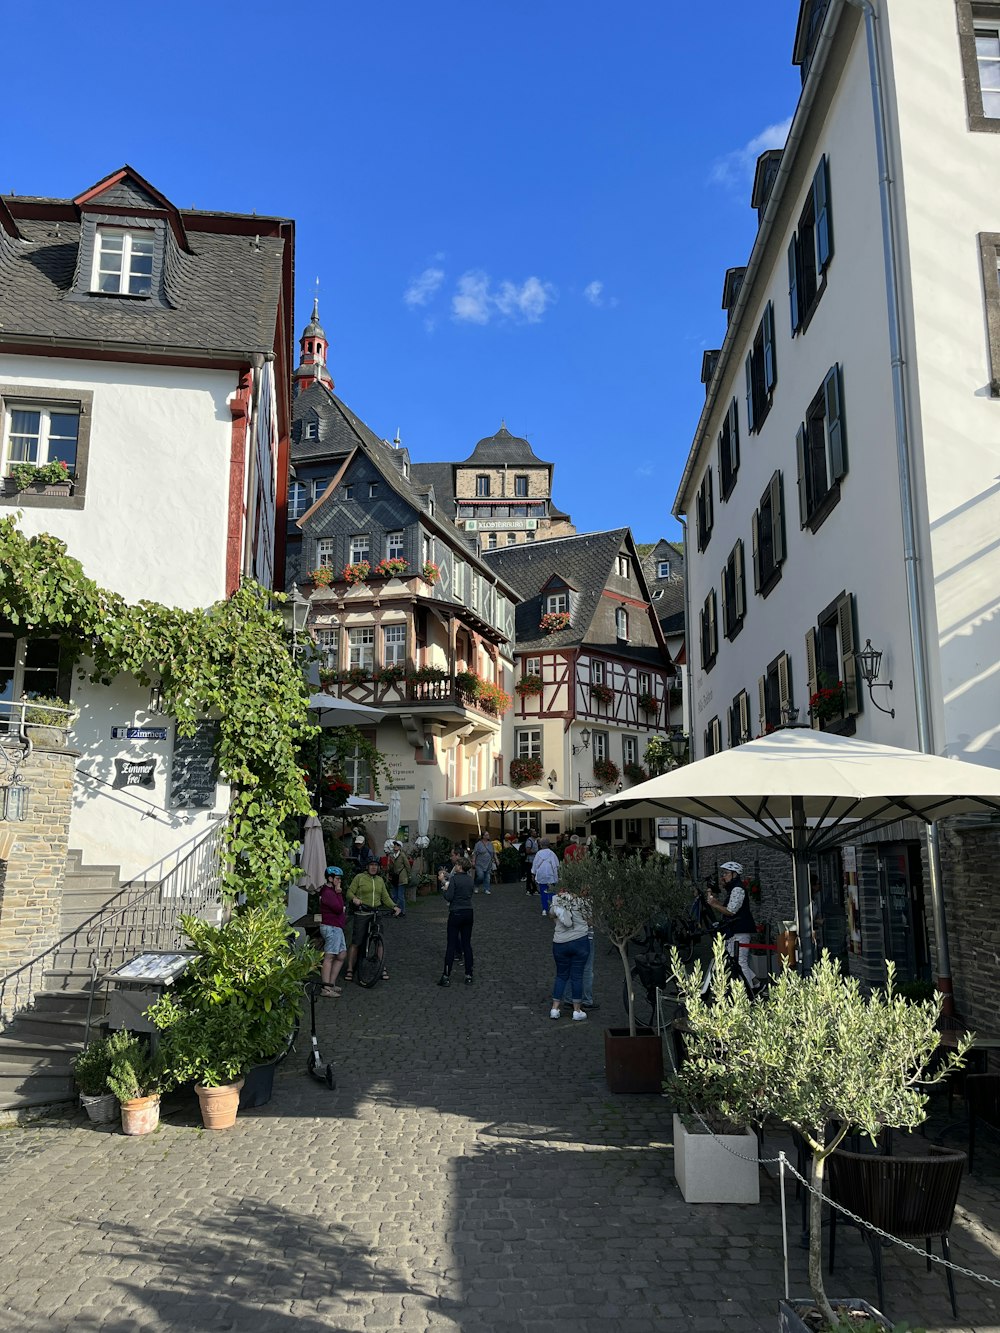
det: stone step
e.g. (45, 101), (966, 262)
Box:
(0, 1069), (77, 1111)
(0, 1032), (81, 1064)
(42, 967), (101, 992)
(29, 990), (101, 1017)
(8, 1011), (92, 1043)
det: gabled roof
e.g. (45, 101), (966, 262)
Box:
(409, 461), (456, 516)
(459, 424), (550, 468)
(483, 528), (667, 663)
(639, 539), (686, 639)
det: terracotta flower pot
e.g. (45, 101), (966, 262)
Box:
(195, 1079), (245, 1130)
(80, 1091), (118, 1124)
(119, 1094), (161, 1136)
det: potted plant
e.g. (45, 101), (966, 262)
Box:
(415, 873), (436, 896)
(809, 673), (847, 726)
(478, 682), (512, 715)
(593, 757), (620, 787)
(152, 997), (255, 1128)
(373, 557), (409, 578)
(309, 566), (335, 588)
(591, 682), (614, 706)
(5, 458), (73, 496)
(539, 610), (570, 634)
(343, 560), (371, 585)
(376, 663), (407, 687)
(340, 665), (370, 687)
(73, 1032), (124, 1124)
(514, 673), (543, 697)
(106, 1032), (162, 1135)
(509, 756), (543, 788)
(623, 761), (648, 786)
(455, 669), (481, 698)
(23, 694), (77, 747)
(637, 690), (658, 716)
(498, 845), (522, 883)
(670, 940), (970, 1331)
(559, 852), (685, 1092)
(422, 560), (440, 585)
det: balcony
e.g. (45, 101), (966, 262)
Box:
(316, 672), (507, 732)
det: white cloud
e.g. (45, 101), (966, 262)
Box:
(710, 116), (793, 190)
(451, 271), (556, 325)
(404, 266), (445, 308)
(583, 279), (618, 309)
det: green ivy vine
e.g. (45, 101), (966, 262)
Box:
(0, 517), (315, 900)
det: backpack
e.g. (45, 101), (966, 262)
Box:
(524, 836), (537, 856)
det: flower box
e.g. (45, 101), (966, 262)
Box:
(374, 558), (409, 579)
(637, 690), (658, 715)
(591, 683), (614, 706)
(592, 757), (620, 787)
(514, 674), (543, 696)
(540, 611), (570, 634)
(2, 477), (73, 498)
(422, 561), (440, 585)
(509, 757), (543, 787)
(672, 1113), (759, 1204)
(343, 561), (371, 586)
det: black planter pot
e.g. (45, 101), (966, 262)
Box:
(778, 1297), (889, 1332)
(604, 1026), (664, 1093)
(239, 1056), (280, 1109)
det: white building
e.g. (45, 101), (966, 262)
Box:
(0, 166), (293, 879)
(673, 0), (1000, 1021)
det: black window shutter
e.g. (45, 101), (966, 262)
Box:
(788, 236), (801, 335)
(813, 154), (833, 271)
(758, 675), (767, 731)
(795, 424), (809, 526)
(706, 465), (714, 533)
(719, 567), (728, 640)
(778, 651), (792, 715)
(838, 592), (860, 714)
(709, 590), (718, 658)
(735, 539), (746, 618)
(745, 351), (755, 434)
(699, 604), (707, 667)
(763, 302), (777, 393)
(825, 365), (846, 480)
(739, 690), (750, 741)
(805, 627), (820, 729)
(729, 398), (740, 472)
(696, 482), (705, 551)
(751, 509), (761, 593)
(771, 470), (785, 563)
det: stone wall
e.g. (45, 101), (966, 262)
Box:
(932, 819), (1000, 1034)
(0, 741), (76, 978)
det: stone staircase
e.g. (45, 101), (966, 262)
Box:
(0, 851), (138, 1112)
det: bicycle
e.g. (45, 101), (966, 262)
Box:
(621, 893), (713, 1029)
(354, 907), (395, 988)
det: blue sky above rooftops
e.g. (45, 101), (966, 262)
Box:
(4, 0), (801, 543)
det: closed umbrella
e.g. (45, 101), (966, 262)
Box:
(417, 788), (431, 842)
(386, 789), (401, 841)
(299, 815), (327, 892)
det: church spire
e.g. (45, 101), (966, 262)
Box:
(293, 283), (334, 397)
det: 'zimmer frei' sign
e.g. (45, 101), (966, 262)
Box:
(113, 758), (156, 790)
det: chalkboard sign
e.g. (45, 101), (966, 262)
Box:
(170, 721), (220, 808)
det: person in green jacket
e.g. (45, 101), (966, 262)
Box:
(345, 856), (400, 982)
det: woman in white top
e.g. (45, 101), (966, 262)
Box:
(548, 891), (590, 1020)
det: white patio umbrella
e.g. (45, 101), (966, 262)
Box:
(517, 786), (586, 809)
(299, 815), (328, 891)
(591, 727), (1000, 974)
(386, 789), (401, 841)
(417, 788), (431, 841)
(307, 693), (387, 727)
(445, 783), (558, 836)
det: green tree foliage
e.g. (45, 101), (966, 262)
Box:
(559, 852), (685, 1035)
(671, 939), (969, 1330)
(0, 518), (314, 899)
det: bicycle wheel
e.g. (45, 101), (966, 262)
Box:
(356, 932), (385, 988)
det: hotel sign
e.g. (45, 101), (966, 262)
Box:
(464, 519), (538, 533)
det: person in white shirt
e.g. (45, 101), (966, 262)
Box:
(531, 838), (560, 915)
(548, 891), (590, 1020)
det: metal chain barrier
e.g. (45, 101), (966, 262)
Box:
(660, 1005), (1000, 1290)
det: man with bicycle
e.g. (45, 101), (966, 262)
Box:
(706, 861), (757, 990)
(345, 855), (400, 983)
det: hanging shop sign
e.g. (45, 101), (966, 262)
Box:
(113, 758), (157, 789)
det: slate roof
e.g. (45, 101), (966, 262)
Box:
(0, 171), (288, 357)
(460, 424), (551, 468)
(639, 539), (686, 638)
(482, 528), (667, 665)
(408, 461), (456, 517)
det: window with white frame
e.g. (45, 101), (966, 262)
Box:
(657, 559), (671, 578)
(525, 656), (540, 675)
(476, 474), (491, 497)
(591, 659), (605, 685)
(422, 534), (432, 565)
(349, 533), (370, 563)
(516, 728), (541, 759)
(616, 555), (629, 578)
(622, 735), (638, 767)
(343, 484), (354, 500)
(348, 626), (375, 670)
(313, 627), (339, 668)
(0, 634), (62, 706)
(546, 591), (569, 615)
(92, 227), (154, 296)
(382, 623), (406, 667)
(288, 482), (307, 520)
(976, 21), (1000, 117)
(311, 477), (331, 502)
(637, 670), (651, 695)
(369, 482), (379, 498)
(342, 740), (372, 796)
(316, 538), (335, 568)
(592, 730), (609, 762)
(615, 607), (629, 641)
(486, 533), (498, 550)
(454, 561), (465, 601)
(386, 531), (404, 560)
(3, 404), (80, 476)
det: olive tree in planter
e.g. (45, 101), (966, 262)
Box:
(671, 940), (969, 1331)
(559, 851), (685, 1092)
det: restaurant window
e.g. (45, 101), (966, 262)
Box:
(348, 626), (375, 670)
(622, 734), (638, 767)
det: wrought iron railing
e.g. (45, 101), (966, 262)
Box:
(0, 823), (226, 1035)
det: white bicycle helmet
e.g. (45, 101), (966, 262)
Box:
(720, 860), (743, 875)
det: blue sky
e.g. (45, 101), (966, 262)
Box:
(4, 0), (801, 543)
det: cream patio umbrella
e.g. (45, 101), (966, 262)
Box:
(386, 789), (401, 841)
(299, 815), (328, 892)
(590, 727), (1000, 978)
(444, 784), (558, 837)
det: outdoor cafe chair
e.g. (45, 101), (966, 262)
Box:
(966, 1073), (1000, 1172)
(826, 1145), (966, 1317)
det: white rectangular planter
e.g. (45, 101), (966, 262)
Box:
(672, 1112), (760, 1203)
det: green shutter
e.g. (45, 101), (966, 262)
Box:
(805, 627), (820, 730)
(796, 424), (809, 526)
(838, 592), (859, 715)
(751, 509), (761, 593)
(788, 236), (801, 334)
(745, 351), (755, 433)
(771, 470), (785, 562)
(813, 154), (832, 271)
(763, 301), (777, 393)
(825, 364), (847, 479)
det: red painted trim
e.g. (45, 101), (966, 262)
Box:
(600, 589), (651, 611)
(227, 368), (253, 597)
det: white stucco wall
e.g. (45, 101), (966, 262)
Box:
(0, 355), (235, 608)
(882, 0), (1000, 769)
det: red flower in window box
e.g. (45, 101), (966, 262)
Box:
(540, 611), (570, 633)
(593, 757), (620, 787)
(374, 557), (409, 578)
(808, 678), (846, 724)
(509, 757), (543, 787)
(343, 561), (371, 585)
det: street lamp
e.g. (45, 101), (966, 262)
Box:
(281, 588), (312, 655)
(572, 727), (591, 756)
(668, 729), (688, 764)
(857, 638), (895, 718)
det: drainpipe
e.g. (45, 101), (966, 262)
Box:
(844, 0), (953, 1006)
(678, 516), (699, 882)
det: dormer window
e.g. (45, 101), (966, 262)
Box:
(546, 592), (569, 615)
(657, 560), (671, 578)
(303, 422), (318, 440)
(92, 227), (154, 296)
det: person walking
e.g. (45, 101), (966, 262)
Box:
(437, 855), (475, 986)
(473, 830), (496, 895)
(522, 827), (539, 894)
(531, 837), (560, 915)
(345, 855), (400, 983)
(388, 840), (411, 917)
(319, 866), (348, 997)
(548, 890), (590, 1020)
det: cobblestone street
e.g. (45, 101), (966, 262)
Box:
(3, 887), (1000, 1332)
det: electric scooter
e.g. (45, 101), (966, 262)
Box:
(304, 979), (336, 1089)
